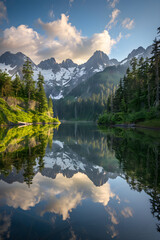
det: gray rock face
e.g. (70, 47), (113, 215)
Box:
(0, 51), (35, 68)
(60, 59), (78, 69)
(38, 57), (60, 73)
(120, 45), (152, 66)
(82, 50), (110, 69)
(127, 46), (145, 59)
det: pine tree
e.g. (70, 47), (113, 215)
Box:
(151, 38), (160, 106)
(48, 96), (54, 117)
(0, 70), (12, 97)
(113, 79), (123, 112)
(12, 74), (22, 97)
(144, 58), (151, 109)
(22, 58), (35, 101)
(37, 72), (48, 113)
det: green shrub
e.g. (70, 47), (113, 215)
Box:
(111, 112), (124, 123)
(145, 108), (158, 120)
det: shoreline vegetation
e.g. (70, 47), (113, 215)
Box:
(0, 97), (60, 126)
(98, 27), (160, 129)
(0, 58), (60, 127)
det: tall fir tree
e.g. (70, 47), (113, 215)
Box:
(151, 37), (160, 106)
(12, 74), (22, 97)
(37, 72), (48, 113)
(48, 96), (54, 117)
(22, 58), (35, 101)
(0, 70), (12, 97)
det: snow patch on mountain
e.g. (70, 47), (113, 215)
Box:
(93, 65), (103, 73)
(0, 46), (152, 99)
(0, 63), (15, 73)
(53, 91), (63, 100)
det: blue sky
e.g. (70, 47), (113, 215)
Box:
(0, 0), (159, 64)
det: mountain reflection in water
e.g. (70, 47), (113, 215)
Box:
(0, 123), (160, 240)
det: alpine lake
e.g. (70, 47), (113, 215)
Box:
(0, 122), (160, 240)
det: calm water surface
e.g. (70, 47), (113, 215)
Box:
(0, 123), (160, 240)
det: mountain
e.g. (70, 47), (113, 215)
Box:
(0, 51), (35, 67)
(60, 59), (78, 69)
(38, 57), (60, 71)
(0, 51), (35, 79)
(0, 45), (152, 103)
(55, 64), (127, 120)
(41, 50), (120, 99)
(120, 45), (152, 65)
(0, 50), (120, 99)
(81, 50), (118, 70)
(55, 45), (152, 120)
(65, 65), (127, 99)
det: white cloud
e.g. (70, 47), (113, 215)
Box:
(0, 1), (7, 23)
(106, 9), (120, 30)
(121, 207), (133, 218)
(107, 0), (119, 8)
(0, 14), (122, 64)
(49, 9), (54, 19)
(0, 213), (11, 239)
(122, 18), (135, 30)
(0, 172), (116, 221)
(38, 14), (83, 45)
(106, 206), (119, 225)
(0, 25), (42, 63)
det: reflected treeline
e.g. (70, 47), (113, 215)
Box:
(57, 123), (120, 173)
(99, 126), (160, 232)
(0, 125), (57, 186)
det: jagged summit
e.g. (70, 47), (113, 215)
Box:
(60, 59), (77, 69)
(86, 50), (109, 64)
(0, 45), (152, 100)
(38, 57), (57, 70)
(0, 51), (34, 67)
(127, 46), (145, 59)
(120, 45), (152, 65)
(81, 50), (112, 72)
(93, 50), (109, 58)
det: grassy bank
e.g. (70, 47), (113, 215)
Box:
(0, 97), (60, 126)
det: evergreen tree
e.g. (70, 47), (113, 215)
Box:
(113, 79), (123, 112)
(22, 58), (35, 101)
(0, 70), (12, 97)
(12, 74), (22, 97)
(48, 96), (54, 117)
(151, 38), (160, 106)
(37, 72), (48, 113)
(143, 58), (151, 109)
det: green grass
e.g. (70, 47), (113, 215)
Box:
(0, 97), (60, 126)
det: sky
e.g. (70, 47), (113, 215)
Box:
(0, 0), (159, 64)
